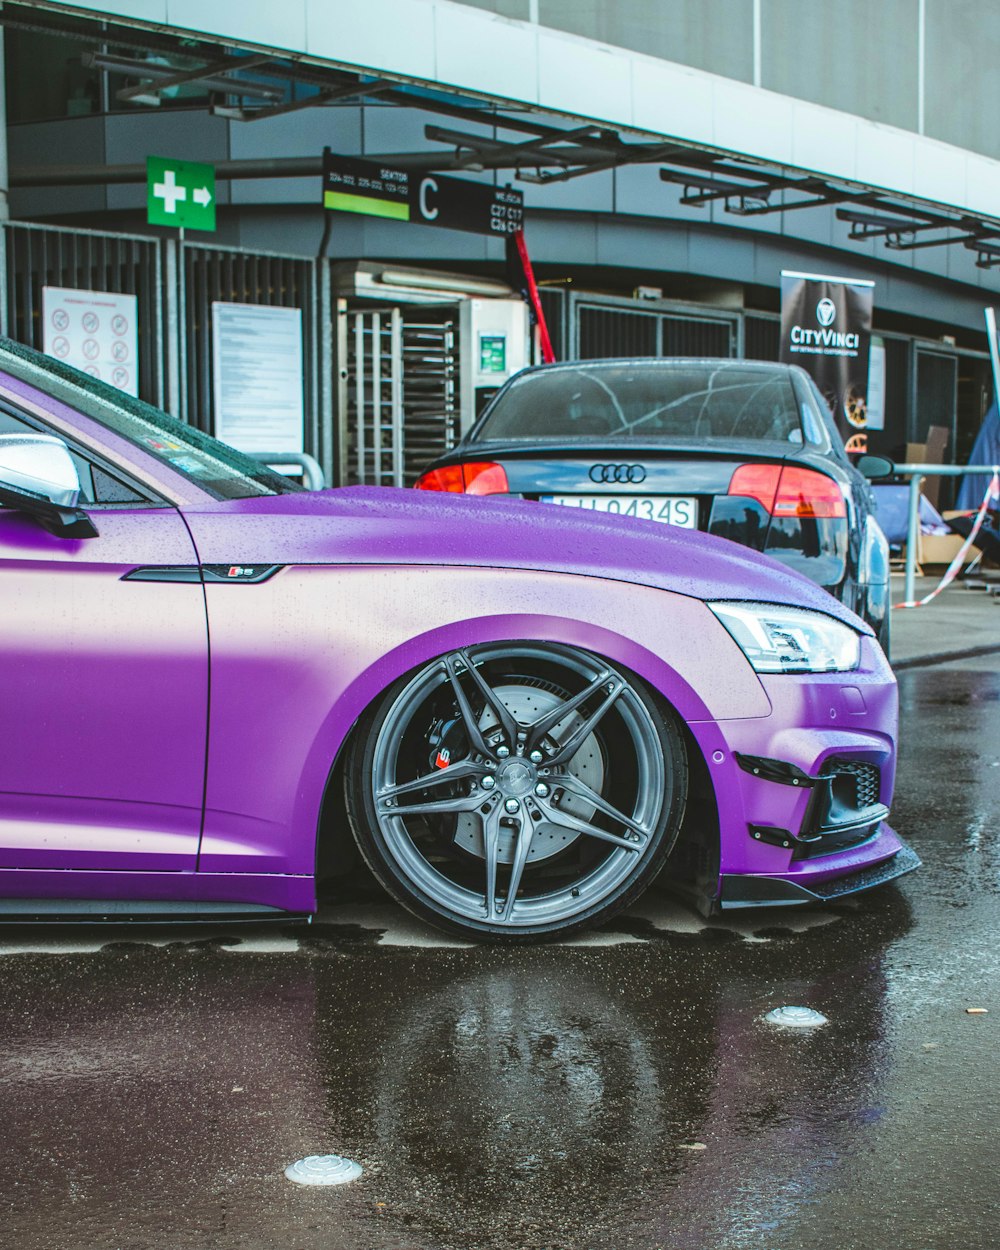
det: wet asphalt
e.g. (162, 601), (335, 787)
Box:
(0, 655), (997, 1250)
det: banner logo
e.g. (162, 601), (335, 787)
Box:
(816, 297), (837, 327)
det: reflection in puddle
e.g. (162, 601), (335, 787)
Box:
(0, 885), (914, 1250)
(307, 897), (910, 1250)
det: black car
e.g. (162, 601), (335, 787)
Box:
(416, 358), (893, 651)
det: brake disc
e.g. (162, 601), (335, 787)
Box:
(453, 683), (605, 865)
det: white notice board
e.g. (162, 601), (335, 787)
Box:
(42, 286), (139, 396)
(866, 338), (886, 431)
(211, 302), (304, 455)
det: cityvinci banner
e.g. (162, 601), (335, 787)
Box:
(780, 270), (875, 451)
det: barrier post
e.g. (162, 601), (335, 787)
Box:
(904, 471), (924, 607)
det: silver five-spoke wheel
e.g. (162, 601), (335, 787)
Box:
(345, 642), (688, 941)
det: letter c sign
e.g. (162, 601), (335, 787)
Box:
(419, 177), (439, 221)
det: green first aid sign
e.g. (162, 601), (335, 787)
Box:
(147, 156), (216, 231)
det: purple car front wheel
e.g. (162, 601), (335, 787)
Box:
(344, 642), (688, 941)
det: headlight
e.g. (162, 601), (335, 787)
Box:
(708, 601), (861, 673)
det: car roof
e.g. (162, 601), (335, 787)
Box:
(509, 357), (798, 377)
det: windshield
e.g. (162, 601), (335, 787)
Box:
(474, 363), (807, 446)
(0, 337), (302, 500)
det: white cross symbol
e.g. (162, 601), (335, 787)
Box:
(153, 168), (187, 215)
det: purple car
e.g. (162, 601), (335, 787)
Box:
(0, 340), (917, 940)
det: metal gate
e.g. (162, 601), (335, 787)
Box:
(2, 220), (166, 406)
(744, 313), (780, 361)
(181, 243), (319, 451)
(572, 293), (737, 360)
(337, 303), (459, 488)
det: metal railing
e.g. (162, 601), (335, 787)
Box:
(251, 452), (326, 491)
(894, 462), (999, 603)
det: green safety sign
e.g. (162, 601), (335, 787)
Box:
(147, 156), (216, 231)
(479, 335), (507, 373)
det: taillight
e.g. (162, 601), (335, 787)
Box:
(728, 464), (845, 519)
(727, 464), (781, 513)
(414, 461), (509, 495)
(463, 462), (509, 495)
(772, 466), (846, 518)
(415, 464), (464, 492)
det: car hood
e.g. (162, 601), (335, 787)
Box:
(181, 486), (870, 632)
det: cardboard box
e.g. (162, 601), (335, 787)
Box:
(918, 532), (969, 566)
(919, 511), (977, 567)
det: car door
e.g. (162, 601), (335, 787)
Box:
(0, 405), (208, 877)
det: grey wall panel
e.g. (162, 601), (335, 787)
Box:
(104, 111), (230, 212)
(227, 108), (359, 207)
(453, 0), (530, 16)
(8, 117), (107, 217)
(230, 178), (322, 206)
(363, 102), (491, 161)
(613, 165), (674, 221)
(830, 216), (878, 266)
(102, 110), (230, 165)
(10, 185), (108, 218)
(688, 230), (756, 284)
(762, 0), (919, 131)
(926, 0), (1000, 160)
(916, 240), (954, 283)
(538, 0), (754, 82)
(519, 213), (601, 266)
(594, 216), (691, 275)
(782, 207), (836, 251)
(523, 170), (615, 213)
(362, 103), (447, 155)
(356, 217), (494, 262)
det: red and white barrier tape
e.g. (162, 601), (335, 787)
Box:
(894, 467), (1000, 608)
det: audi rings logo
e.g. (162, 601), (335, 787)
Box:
(589, 463), (647, 485)
(816, 297), (837, 327)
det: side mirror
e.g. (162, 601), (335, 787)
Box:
(0, 433), (98, 538)
(855, 454), (894, 482)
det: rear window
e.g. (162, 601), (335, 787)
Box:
(473, 363), (806, 445)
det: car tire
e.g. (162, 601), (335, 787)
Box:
(344, 641), (688, 942)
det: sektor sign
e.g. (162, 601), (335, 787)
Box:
(322, 151), (523, 236)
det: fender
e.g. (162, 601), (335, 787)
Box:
(197, 565), (770, 879)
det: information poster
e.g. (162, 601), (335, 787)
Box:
(211, 302), (304, 457)
(42, 286), (139, 396)
(779, 270), (874, 451)
(866, 337), (886, 432)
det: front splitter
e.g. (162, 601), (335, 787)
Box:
(717, 841), (921, 910)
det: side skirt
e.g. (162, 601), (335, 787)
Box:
(0, 899), (311, 924)
(0, 868), (316, 919)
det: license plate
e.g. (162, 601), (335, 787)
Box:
(540, 494), (698, 528)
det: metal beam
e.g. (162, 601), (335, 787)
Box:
(82, 51), (284, 101)
(113, 53), (273, 102)
(11, 157), (324, 187)
(214, 78), (392, 122)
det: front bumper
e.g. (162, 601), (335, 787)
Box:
(685, 633), (915, 909)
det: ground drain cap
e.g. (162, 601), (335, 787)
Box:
(763, 1006), (828, 1029)
(285, 1154), (363, 1186)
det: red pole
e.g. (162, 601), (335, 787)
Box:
(513, 228), (556, 364)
